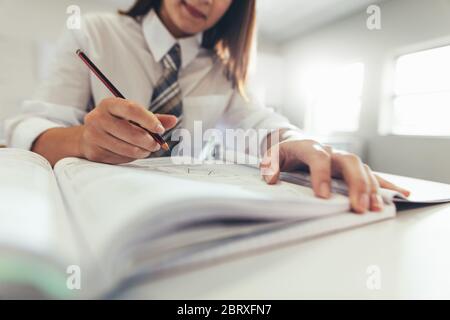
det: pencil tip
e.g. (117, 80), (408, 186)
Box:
(76, 49), (81, 55)
(162, 143), (170, 151)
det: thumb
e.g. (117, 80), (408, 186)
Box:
(260, 147), (281, 185)
(156, 114), (178, 131)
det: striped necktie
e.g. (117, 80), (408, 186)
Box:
(150, 44), (183, 156)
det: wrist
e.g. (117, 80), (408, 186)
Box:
(73, 125), (85, 159)
(279, 129), (308, 142)
(262, 129), (303, 151)
(32, 126), (85, 166)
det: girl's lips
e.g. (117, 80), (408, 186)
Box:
(181, 0), (207, 20)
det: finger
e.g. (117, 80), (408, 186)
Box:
(98, 147), (136, 164)
(333, 153), (370, 214)
(322, 144), (333, 155)
(98, 114), (160, 152)
(156, 114), (178, 131)
(86, 145), (135, 165)
(375, 174), (411, 197)
(296, 142), (332, 199)
(260, 146), (281, 185)
(90, 126), (153, 159)
(107, 99), (166, 134)
(364, 165), (383, 212)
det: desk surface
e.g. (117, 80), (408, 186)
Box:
(127, 202), (450, 299)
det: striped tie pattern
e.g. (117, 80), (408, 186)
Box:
(150, 44), (183, 157)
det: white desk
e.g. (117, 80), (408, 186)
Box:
(126, 176), (450, 300)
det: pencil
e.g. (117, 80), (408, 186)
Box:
(76, 49), (170, 152)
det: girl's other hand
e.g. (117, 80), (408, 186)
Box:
(260, 137), (410, 214)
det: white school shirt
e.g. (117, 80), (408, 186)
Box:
(4, 10), (297, 155)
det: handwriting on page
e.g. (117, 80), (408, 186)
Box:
(122, 160), (324, 201)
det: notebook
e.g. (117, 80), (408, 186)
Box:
(0, 148), (449, 299)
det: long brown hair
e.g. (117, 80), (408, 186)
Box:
(120, 0), (256, 96)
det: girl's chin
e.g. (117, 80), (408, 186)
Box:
(177, 8), (206, 33)
(176, 23), (204, 36)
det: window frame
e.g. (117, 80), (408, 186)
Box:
(382, 38), (450, 139)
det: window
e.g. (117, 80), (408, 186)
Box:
(392, 45), (450, 136)
(303, 62), (365, 135)
(252, 52), (284, 110)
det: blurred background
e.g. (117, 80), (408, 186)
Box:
(1, 0), (450, 182)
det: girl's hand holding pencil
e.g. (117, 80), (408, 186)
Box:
(80, 98), (177, 164)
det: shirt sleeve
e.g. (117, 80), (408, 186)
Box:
(218, 86), (302, 157)
(4, 24), (92, 150)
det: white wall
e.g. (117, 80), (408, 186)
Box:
(281, 0), (450, 182)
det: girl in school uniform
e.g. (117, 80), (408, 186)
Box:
(5, 0), (409, 213)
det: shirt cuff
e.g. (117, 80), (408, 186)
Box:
(8, 117), (64, 150)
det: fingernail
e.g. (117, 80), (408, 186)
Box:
(260, 158), (271, 167)
(151, 143), (161, 152)
(319, 182), (330, 198)
(371, 194), (384, 211)
(359, 194), (370, 212)
(156, 124), (165, 134)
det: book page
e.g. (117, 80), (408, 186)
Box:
(53, 156), (398, 290)
(54, 157), (352, 262)
(0, 149), (81, 297)
(283, 171), (450, 204)
(0, 149), (65, 253)
(222, 150), (410, 204)
(377, 173), (450, 204)
(280, 171), (403, 203)
(114, 204), (396, 286)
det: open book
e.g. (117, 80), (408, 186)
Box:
(1, 148), (449, 299)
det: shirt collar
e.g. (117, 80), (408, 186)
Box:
(142, 10), (202, 70)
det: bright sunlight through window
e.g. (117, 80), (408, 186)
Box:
(304, 62), (365, 135)
(393, 45), (450, 136)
